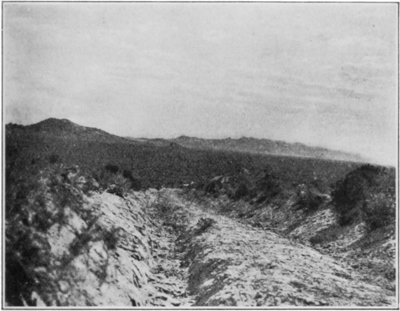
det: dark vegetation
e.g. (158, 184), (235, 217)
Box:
(194, 218), (217, 236)
(6, 123), (362, 193)
(295, 186), (325, 213)
(5, 119), (396, 305)
(331, 164), (396, 231)
(308, 164), (396, 248)
(309, 225), (343, 246)
(5, 162), (120, 306)
(7, 122), (394, 229)
(170, 135), (367, 163)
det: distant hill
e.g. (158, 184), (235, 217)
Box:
(6, 118), (138, 145)
(127, 137), (182, 148)
(133, 135), (367, 163)
(7, 118), (367, 163)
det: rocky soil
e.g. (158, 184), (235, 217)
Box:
(154, 189), (396, 307)
(13, 187), (396, 307)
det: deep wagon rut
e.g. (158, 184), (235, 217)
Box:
(34, 187), (395, 307)
(148, 188), (395, 307)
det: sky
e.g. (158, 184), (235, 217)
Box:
(3, 3), (398, 165)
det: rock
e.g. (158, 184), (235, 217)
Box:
(75, 176), (86, 189)
(58, 281), (70, 293)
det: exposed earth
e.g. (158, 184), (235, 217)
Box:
(19, 184), (396, 307)
(4, 119), (397, 308)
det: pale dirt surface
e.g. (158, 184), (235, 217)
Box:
(35, 188), (396, 307)
(157, 189), (396, 307)
(39, 190), (194, 306)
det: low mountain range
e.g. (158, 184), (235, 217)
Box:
(172, 136), (367, 162)
(7, 118), (367, 163)
(6, 118), (138, 145)
(129, 136), (367, 163)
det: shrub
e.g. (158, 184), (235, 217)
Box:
(102, 227), (119, 250)
(104, 164), (119, 174)
(97, 166), (141, 195)
(5, 165), (103, 305)
(68, 223), (119, 258)
(338, 207), (362, 226)
(309, 225), (342, 245)
(332, 164), (395, 228)
(81, 176), (100, 194)
(363, 193), (395, 232)
(256, 170), (282, 201)
(6, 176), (61, 305)
(233, 183), (249, 200)
(332, 165), (378, 225)
(332, 165), (381, 206)
(122, 170), (141, 191)
(296, 185), (324, 212)
(204, 181), (217, 194)
(309, 235), (323, 245)
(106, 173), (132, 197)
(69, 231), (93, 257)
(49, 153), (60, 164)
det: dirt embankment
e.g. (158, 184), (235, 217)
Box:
(18, 188), (194, 307)
(154, 189), (395, 307)
(9, 187), (396, 307)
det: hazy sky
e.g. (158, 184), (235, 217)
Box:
(4, 3), (398, 165)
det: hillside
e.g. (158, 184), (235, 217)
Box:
(4, 166), (396, 307)
(170, 136), (367, 163)
(128, 135), (368, 163)
(5, 117), (396, 307)
(7, 118), (138, 145)
(9, 118), (366, 164)
(6, 118), (364, 191)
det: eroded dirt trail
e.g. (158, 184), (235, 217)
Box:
(146, 202), (196, 307)
(151, 189), (395, 307)
(36, 187), (395, 307)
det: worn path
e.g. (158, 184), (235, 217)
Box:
(153, 189), (396, 307)
(39, 187), (396, 307)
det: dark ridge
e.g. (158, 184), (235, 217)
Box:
(171, 136), (367, 163)
(7, 118), (136, 145)
(7, 118), (368, 163)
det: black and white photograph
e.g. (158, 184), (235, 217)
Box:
(3, 1), (398, 308)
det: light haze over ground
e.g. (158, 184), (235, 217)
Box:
(3, 3), (398, 165)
